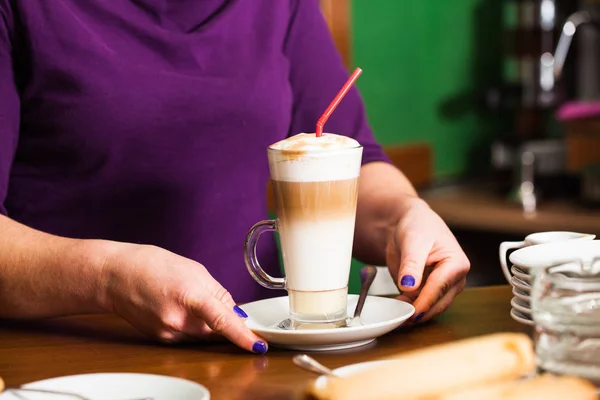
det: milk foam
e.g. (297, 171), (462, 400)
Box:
(268, 133), (362, 182)
(270, 133), (360, 152)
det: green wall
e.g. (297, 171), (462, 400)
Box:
(345, 0), (504, 292)
(351, 0), (503, 179)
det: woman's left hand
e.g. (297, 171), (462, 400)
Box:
(386, 197), (470, 324)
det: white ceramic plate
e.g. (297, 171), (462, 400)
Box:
(510, 266), (531, 282)
(240, 295), (415, 351)
(512, 286), (531, 302)
(511, 263), (582, 285)
(510, 297), (531, 315)
(0, 373), (210, 400)
(510, 276), (531, 291)
(510, 240), (600, 271)
(514, 294), (531, 308)
(551, 262), (591, 276)
(510, 308), (534, 326)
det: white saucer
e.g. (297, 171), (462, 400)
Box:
(510, 308), (534, 326)
(0, 373), (210, 399)
(510, 297), (531, 315)
(510, 266), (531, 282)
(512, 285), (531, 299)
(510, 240), (600, 272)
(240, 295), (415, 351)
(510, 276), (530, 291)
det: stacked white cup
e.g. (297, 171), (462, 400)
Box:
(499, 231), (596, 326)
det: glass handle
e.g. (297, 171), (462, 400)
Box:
(244, 220), (286, 290)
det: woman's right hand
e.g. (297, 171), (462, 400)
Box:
(99, 243), (267, 354)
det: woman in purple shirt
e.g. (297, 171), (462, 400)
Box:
(0, 0), (469, 354)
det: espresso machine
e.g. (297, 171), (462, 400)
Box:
(488, 0), (578, 208)
(552, 2), (600, 206)
(489, 0), (600, 210)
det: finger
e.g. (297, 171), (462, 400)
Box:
(416, 277), (465, 324)
(188, 294), (268, 354)
(395, 287), (419, 304)
(180, 317), (215, 338)
(197, 269), (246, 320)
(395, 294), (414, 304)
(394, 265), (432, 302)
(209, 284), (248, 320)
(395, 232), (432, 292)
(115, 304), (190, 344)
(212, 284), (237, 309)
(410, 258), (469, 321)
(180, 317), (235, 343)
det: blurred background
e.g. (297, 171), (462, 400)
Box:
(289, 0), (600, 293)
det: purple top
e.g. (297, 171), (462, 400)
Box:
(0, 0), (388, 303)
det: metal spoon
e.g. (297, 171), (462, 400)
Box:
(292, 354), (338, 377)
(277, 266), (377, 330)
(346, 265), (377, 327)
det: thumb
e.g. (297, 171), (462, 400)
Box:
(395, 232), (431, 292)
(188, 293), (268, 354)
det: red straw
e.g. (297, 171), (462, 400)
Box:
(315, 67), (363, 137)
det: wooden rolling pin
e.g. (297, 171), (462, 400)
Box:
(0, 376), (4, 392)
(304, 333), (536, 400)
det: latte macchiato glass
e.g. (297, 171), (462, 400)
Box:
(244, 132), (362, 327)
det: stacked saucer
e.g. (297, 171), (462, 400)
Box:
(509, 266), (533, 326)
(508, 260), (599, 327)
(507, 239), (600, 327)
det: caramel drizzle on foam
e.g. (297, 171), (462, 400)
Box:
(270, 133), (360, 161)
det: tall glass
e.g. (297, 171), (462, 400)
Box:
(244, 135), (362, 327)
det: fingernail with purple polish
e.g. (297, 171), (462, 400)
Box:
(400, 275), (416, 287)
(360, 269), (367, 282)
(252, 341), (268, 354)
(233, 305), (248, 319)
(414, 312), (425, 322)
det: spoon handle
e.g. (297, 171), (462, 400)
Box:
(354, 266), (377, 318)
(292, 355), (336, 377)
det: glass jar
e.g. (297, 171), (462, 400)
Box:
(531, 261), (600, 386)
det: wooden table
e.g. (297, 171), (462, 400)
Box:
(0, 286), (526, 399)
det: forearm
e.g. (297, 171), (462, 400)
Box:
(353, 162), (426, 265)
(0, 214), (113, 318)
